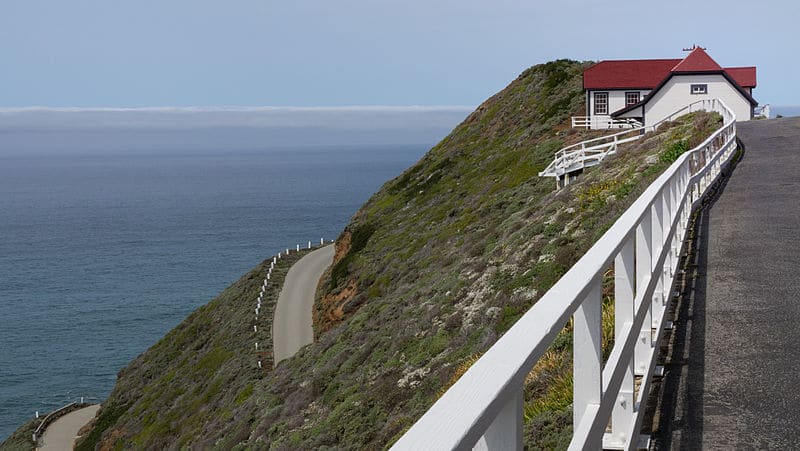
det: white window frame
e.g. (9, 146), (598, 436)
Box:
(625, 92), (640, 106)
(594, 92), (608, 115)
(690, 84), (708, 95)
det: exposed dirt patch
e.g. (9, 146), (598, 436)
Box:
(333, 230), (352, 264)
(315, 279), (358, 335)
(98, 427), (125, 451)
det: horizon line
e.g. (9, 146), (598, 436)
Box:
(0, 105), (477, 114)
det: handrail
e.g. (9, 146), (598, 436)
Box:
(558, 127), (643, 156)
(393, 99), (737, 450)
(541, 98), (729, 184)
(32, 402), (77, 444)
(644, 98), (729, 132)
(538, 127), (644, 182)
(571, 116), (642, 129)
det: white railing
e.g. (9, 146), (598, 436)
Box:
(32, 402), (76, 444)
(643, 99), (725, 133)
(572, 116), (642, 129)
(544, 99), (726, 187)
(393, 99), (737, 451)
(754, 104), (770, 119)
(538, 127), (644, 183)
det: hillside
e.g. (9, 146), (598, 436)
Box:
(2, 60), (722, 450)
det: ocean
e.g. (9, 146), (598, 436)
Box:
(0, 129), (432, 439)
(771, 105), (800, 118)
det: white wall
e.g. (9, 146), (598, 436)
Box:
(643, 74), (753, 125)
(588, 90), (649, 118)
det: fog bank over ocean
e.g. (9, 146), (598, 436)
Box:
(0, 106), (473, 155)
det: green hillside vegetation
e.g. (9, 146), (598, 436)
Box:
(1, 417), (37, 451)
(1, 59), (722, 450)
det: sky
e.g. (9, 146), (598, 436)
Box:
(0, 0), (797, 109)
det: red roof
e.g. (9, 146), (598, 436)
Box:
(725, 66), (757, 88)
(584, 59), (680, 90)
(671, 47), (722, 72)
(584, 48), (757, 90)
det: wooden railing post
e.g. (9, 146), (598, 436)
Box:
(650, 195), (665, 329)
(661, 186), (674, 281)
(635, 212), (652, 376)
(573, 276), (603, 432)
(479, 389), (523, 450)
(610, 235), (635, 445)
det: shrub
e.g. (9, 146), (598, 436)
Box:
(660, 140), (690, 163)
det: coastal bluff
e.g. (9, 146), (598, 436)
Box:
(3, 59), (724, 450)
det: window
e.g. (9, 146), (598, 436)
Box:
(594, 92), (608, 115)
(625, 92), (640, 106)
(690, 84), (708, 95)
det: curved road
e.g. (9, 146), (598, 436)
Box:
(38, 404), (99, 451)
(273, 245), (334, 365)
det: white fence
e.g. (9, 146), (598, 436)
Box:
(571, 116), (642, 129)
(538, 127), (644, 185)
(544, 99), (726, 188)
(393, 99), (737, 450)
(642, 99), (725, 133)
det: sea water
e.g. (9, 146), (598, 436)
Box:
(0, 136), (428, 439)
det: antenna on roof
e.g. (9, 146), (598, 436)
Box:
(682, 44), (706, 52)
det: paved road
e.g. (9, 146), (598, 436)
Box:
(38, 404), (100, 451)
(273, 245), (334, 365)
(656, 117), (800, 449)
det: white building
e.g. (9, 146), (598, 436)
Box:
(580, 47), (757, 128)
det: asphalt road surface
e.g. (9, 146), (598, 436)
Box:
(272, 245), (334, 365)
(656, 117), (800, 449)
(38, 404), (100, 451)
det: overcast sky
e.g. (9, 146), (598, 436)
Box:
(1, 0), (796, 108)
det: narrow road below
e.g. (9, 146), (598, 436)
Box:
(38, 404), (100, 451)
(273, 244), (334, 365)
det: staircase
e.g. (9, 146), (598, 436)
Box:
(542, 100), (723, 189)
(538, 127), (644, 188)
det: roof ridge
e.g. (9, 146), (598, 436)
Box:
(671, 47), (722, 72)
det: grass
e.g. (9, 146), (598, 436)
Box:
(57, 57), (726, 450)
(330, 222), (377, 289)
(525, 371), (573, 420)
(660, 139), (690, 163)
(68, 247), (313, 449)
(0, 417), (37, 451)
(234, 383), (254, 405)
(74, 403), (129, 451)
